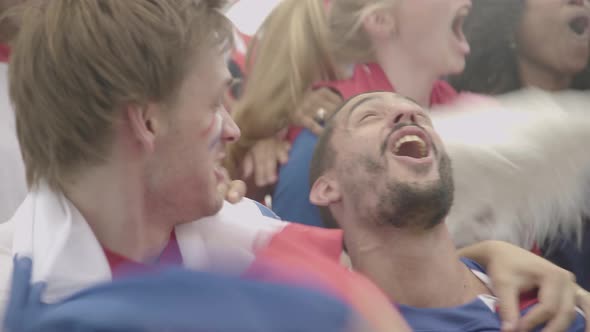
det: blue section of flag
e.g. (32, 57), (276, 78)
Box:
(254, 201), (281, 219)
(4, 256), (353, 332)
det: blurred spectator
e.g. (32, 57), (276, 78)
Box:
(450, 0), (590, 93)
(449, 0), (590, 290)
(226, 0), (343, 201)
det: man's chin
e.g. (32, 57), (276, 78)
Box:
(209, 195), (225, 214)
(191, 195), (225, 222)
(395, 170), (441, 187)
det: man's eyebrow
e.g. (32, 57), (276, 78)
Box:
(345, 95), (380, 120)
(403, 96), (420, 106)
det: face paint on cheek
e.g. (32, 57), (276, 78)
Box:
(206, 112), (224, 151)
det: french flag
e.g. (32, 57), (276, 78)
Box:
(1, 184), (408, 331)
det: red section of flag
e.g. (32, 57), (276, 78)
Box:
(244, 223), (411, 331)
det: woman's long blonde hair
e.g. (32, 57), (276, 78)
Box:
(227, 0), (396, 176)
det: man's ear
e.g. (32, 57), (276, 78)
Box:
(310, 174), (342, 207)
(125, 103), (163, 152)
(362, 9), (396, 40)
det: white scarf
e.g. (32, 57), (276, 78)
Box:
(9, 183), (285, 303)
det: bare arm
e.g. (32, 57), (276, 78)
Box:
(460, 240), (588, 332)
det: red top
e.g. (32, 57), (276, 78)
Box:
(103, 233), (183, 279)
(287, 63), (459, 143)
(0, 44), (10, 63)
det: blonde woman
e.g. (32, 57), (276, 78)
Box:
(226, 0), (343, 200)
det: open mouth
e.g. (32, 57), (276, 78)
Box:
(567, 0), (590, 36)
(569, 15), (590, 35)
(392, 134), (429, 159)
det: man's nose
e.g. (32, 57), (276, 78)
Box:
(391, 109), (420, 126)
(221, 108), (240, 143)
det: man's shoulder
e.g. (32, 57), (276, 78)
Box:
(215, 200), (343, 260)
(181, 199), (286, 247)
(212, 199), (338, 241)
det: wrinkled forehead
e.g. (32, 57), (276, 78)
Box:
(332, 91), (425, 125)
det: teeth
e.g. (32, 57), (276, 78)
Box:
(393, 135), (427, 157)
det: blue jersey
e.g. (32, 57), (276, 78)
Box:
(399, 259), (586, 332)
(273, 129), (323, 227)
(4, 256), (353, 332)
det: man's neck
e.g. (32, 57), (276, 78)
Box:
(375, 45), (438, 108)
(518, 56), (572, 92)
(62, 162), (172, 263)
(344, 223), (490, 308)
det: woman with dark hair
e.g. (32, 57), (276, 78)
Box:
(450, 0), (590, 291)
(450, 0), (590, 94)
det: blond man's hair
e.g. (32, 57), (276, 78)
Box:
(9, 0), (231, 190)
(227, 0), (396, 177)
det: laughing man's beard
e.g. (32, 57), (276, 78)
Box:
(376, 153), (454, 230)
